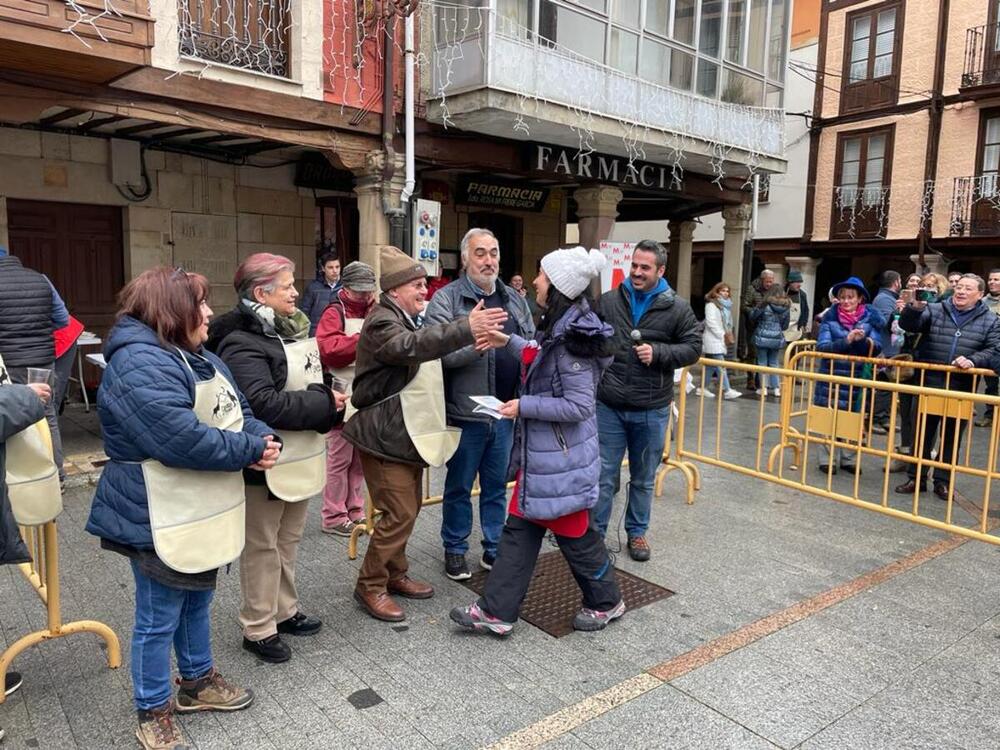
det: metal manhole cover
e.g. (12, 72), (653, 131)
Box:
(460, 549), (674, 637)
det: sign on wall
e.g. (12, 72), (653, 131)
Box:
(456, 175), (550, 212)
(599, 241), (635, 293)
(528, 144), (678, 192)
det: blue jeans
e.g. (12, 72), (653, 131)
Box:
(593, 403), (671, 538)
(703, 353), (731, 392)
(441, 418), (514, 556)
(130, 561), (213, 711)
(756, 347), (780, 388)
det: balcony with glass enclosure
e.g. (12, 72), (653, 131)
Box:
(426, 0), (788, 169)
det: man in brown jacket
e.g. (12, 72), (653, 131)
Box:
(344, 246), (507, 621)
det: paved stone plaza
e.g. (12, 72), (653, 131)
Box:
(2, 400), (1000, 749)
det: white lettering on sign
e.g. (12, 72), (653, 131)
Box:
(533, 145), (677, 192)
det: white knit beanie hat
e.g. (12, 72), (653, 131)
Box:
(540, 246), (606, 300)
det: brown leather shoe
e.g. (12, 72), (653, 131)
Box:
(387, 576), (434, 599)
(933, 482), (952, 502)
(353, 589), (404, 622)
(894, 479), (925, 495)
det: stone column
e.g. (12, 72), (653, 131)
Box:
(785, 256), (822, 333)
(910, 253), (949, 277)
(722, 205), (752, 330)
(353, 150), (406, 281)
(574, 185), (623, 250)
(669, 219), (696, 300)
(0, 196), (8, 250)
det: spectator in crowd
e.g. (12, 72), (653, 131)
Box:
(975, 268), (1000, 427)
(750, 285), (791, 398)
(905, 273), (922, 292)
(869, 270), (903, 434)
(813, 277), (884, 474)
(0, 371), (48, 743)
(301, 252), (342, 335)
(743, 269), (776, 391)
(87, 268), (279, 750)
(425, 228), (534, 579)
(701, 282), (741, 399)
(948, 271), (963, 290)
(592, 240), (700, 561)
(0, 247), (69, 485)
(783, 271), (810, 342)
(895, 273), (1000, 501)
(344, 246), (507, 622)
(208, 254), (346, 664)
(450, 246), (624, 635)
(316, 262), (378, 536)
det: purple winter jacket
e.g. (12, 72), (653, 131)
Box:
(506, 301), (613, 520)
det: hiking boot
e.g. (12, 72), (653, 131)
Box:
(573, 600), (626, 632)
(175, 668), (253, 713)
(276, 611), (322, 636)
(136, 704), (191, 750)
(895, 479), (925, 495)
(449, 602), (513, 636)
(242, 634), (291, 664)
(321, 521), (354, 537)
(4, 671), (22, 697)
(445, 552), (471, 580)
(480, 550), (497, 571)
(627, 536), (651, 562)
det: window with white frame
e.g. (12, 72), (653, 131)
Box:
(500, 0), (790, 106)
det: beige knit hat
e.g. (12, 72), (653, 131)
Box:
(379, 245), (425, 291)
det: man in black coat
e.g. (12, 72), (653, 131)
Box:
(894, 273), (1000, 500)
(592, 240), (701, 561)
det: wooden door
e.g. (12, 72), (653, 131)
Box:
(987, 0), (1000, 85)
(7, 199), (124, 380)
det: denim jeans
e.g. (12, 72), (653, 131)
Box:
(441, 418), (514, 556)
(703, 353), (731, 392)
(130, 561), (213, 711)
(593, 403), (671, 538)
(755, 347), (780, 388)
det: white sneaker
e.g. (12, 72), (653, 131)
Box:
(723, 389), (742, 400)
(695, 388), (715, 398)
(760, 387), (768, 398)
(773, 387), (781, 398)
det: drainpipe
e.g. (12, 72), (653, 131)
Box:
(400, 12), (416, 207)
(382, 18), (406, 249)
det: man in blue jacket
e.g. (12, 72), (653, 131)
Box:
(301, 251), (341, 334)
(869, 270), (903, 433)
(894, 273), (1000, 500)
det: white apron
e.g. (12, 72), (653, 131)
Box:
(264, 337), (327, 501)
(330, 317), (364, 422)
(399, 359), (462, 467)
(0, 355), (62, 526)
(142, 352), (246, 574)
(784, 299), (803, 342)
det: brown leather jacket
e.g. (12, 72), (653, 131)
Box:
(343, 294), (472, 465)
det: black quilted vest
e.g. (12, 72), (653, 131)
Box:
(0, 256), (55, 367)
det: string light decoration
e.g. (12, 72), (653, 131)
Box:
(176, 0), (293, 77)
(834, 186), (891, 240)
(950, 174), (1000, 237)
(63, 0), (123, 48)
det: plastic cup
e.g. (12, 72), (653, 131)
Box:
(26, 367), (53, 386)
(331, 376), (348, 394)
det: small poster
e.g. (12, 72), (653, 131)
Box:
(599, 241), (635, 292)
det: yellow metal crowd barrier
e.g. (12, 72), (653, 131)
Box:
(673, 355), (1000, 546)
(0, 521), (122, 702)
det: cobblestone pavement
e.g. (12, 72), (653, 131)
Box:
(2, 399), (1000, 749)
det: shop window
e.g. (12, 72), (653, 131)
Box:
(840, 1), (902, 114)
(832, 127), (894, 239)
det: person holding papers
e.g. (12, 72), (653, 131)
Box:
(450, 246), (625, 637)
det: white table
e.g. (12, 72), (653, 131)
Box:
(74, 335), (102, 411)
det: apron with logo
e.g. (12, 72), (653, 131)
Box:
(399, 359), (462, 467)
(330, 317), (364, 422)
(142, 352), (246, 574)
(264, 337), (327, 501)
(784, 298), (803, 342)
(0, 355), (62, 525)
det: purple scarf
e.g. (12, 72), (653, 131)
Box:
(837, 302), (866, 331)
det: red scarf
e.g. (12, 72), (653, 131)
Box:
(837, 302), (866, 331)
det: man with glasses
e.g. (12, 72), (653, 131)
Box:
(895, 274), (1000, 501)
(424, 228), (534, 579)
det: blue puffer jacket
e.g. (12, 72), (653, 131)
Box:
(506, 301), (613, 520)
(86, 316), (273, 549)
(751, 302), (791, 350)
(813, 304), (884, 411)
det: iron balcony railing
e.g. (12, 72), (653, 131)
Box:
(177, 0), (290, 77)
(950, 175), (1000, 237)
(962, 23), (1000, 89)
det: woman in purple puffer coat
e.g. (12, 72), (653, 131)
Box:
(450, 246), (625, 636)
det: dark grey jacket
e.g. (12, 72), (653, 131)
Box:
(0, 384), (44, 564)
(899, 299), (1000, 391)
(0, 256), (55, 367)
(424, 276), (534, 422)
(596, 284), (701, 410)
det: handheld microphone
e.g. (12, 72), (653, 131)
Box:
(630, 329), (643, 346)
